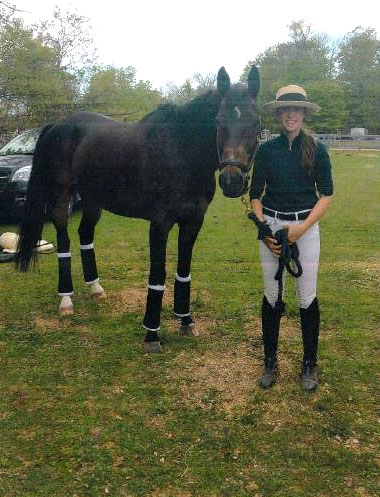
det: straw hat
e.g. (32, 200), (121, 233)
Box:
(263, 85), (320, 114)
(0, 232), (54, 254)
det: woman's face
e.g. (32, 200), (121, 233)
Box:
(278, 106), (305, 135)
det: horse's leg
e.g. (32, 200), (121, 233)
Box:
(78, 204), (105, 299)
(51, 191), (74, 315)
(143, 219), (174, 353)
(174, 216), (204, 335)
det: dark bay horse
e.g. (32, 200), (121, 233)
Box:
(16, 66), (261, 352)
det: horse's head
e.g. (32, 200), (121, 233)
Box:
(216, 66), (261, 198)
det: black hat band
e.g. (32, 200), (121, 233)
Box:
(277, 93), (306, 102)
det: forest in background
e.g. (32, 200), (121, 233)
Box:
(1, 5), (379, 134)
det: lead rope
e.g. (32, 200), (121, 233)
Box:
(242, 196), (303, 310)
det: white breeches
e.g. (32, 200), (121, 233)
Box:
(259, 215), (320, 309)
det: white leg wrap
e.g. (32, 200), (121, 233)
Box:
(142, 324), (161, 332)
(57, 252), (71, 258)
(175, 273), (191, 282)
(148, 284), (166, 292)
(80, 243), (94, 250)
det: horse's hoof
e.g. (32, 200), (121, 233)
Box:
(180, 323), (196, 336)
(91, 291), (106, 300)
(59, 306), (74, 316)
(143, 341), (163, 353)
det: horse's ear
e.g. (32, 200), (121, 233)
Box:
(248, 65), (260, 99)
(217, 66), (230, 97)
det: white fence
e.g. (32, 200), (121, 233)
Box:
(261, 133), (380, 150)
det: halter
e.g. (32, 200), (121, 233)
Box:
(216, 130), (258, 173)
(216, 132), (259, 197)
(216, 107), (261, 198)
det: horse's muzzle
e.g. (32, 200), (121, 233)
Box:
(218, 165), (248, 198)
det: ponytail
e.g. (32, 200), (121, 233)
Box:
(300, 130), (317, 175)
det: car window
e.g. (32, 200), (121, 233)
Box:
(0, 129), (40, 155)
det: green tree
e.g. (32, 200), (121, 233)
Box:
(164, 79), (197, 104)
(307, 81), (348, 132)
(0, 17), (76, 131)
(163, 71), (217, 105)
(0, 3), (14, 28)
(337, 27), (380, 133)
(35, 6), (98, 103)
(193, 71), (217, 93)
(83, 66), (162, 121)
(241, 20), (345, 132)
(36, 7), (96, 71)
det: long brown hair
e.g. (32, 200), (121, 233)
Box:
(300, 129), (317, 175)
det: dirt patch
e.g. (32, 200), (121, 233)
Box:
(18, 429), (38, 440)
(34, 316), (91, 334)
(170, 342), (259, 415)
(259, 399), (302, 429)
(104, 287), (147, 315)
(333, 259), (380, 289)
(103, 286), (175, 315)
(278, 316), (299, 339)
(148, 489), (193, 497)
(244, 314), (301, 339)
(165, 316), (223, 338)
(103, 286), (212, 318)
(243, 315), (261, 336)
(35, 316), (61, 330)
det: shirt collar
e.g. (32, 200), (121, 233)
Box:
(279, 129), (304, 149)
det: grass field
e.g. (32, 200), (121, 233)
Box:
(0, 150), (380, 497)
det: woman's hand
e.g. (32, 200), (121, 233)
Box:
(284, 224), (307, 244)
(264, 236), (282, 257)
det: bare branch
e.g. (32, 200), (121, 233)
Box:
(0, 1), (31, 13)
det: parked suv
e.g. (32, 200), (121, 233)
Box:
(0, 129), (80, 221)
(0, 129), (39, 220)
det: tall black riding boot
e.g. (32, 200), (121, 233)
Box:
(300, 297), (320, 391)
(258, 296), (284, 389)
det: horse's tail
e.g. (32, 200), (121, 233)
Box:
(15, 123), (55, 271)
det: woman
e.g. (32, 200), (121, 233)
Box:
(250, 85), (333, 391)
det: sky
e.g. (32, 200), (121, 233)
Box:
(13, 0), (380, 91)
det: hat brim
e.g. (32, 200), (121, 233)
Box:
(263, 100), (320, 115)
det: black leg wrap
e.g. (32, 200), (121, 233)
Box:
(143, 287), (164, 339)
(262, 296), (283, 359)
(174, 279), (190, 316)
(300, 297), (320, 365)
(58, 255), (73, 295)
(144, 328), (160, 343)
(80, 247), (98, 283)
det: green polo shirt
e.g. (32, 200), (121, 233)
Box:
(249, 131), (334, 212)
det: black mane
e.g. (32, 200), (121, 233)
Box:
(141, 89), (222, 127)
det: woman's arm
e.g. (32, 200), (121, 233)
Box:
(250, 198), (265, 221)
(286, 195), (333, 243)
(251, 198), (282, 256)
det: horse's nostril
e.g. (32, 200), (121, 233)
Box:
(219, 168), (247, 198)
